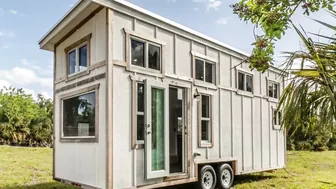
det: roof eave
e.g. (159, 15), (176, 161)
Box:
(38, 0), (92, 51)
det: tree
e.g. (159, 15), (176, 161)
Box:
(0, 87), (53, 146)
(276, 12), (336, 138)
(231, 0), (335, 72)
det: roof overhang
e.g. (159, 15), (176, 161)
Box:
(38, 0), (101, 51)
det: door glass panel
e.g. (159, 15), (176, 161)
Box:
(151, 88), (165, 171)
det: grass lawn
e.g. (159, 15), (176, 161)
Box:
(0, 146), (335, 189)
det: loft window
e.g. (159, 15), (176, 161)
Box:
(195, 58), (215, 84)
(268, 81), (279, 99)
(62, 92), (96, 138)
(237, 71), (253, 93)
(67, 43), (88, 75)
(131, 38), (161, 71)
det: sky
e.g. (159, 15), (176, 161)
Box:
(0, 0), (334, 99)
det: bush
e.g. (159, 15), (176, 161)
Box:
(0, 87), (53, 147)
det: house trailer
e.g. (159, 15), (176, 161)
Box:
(39, 0), (286, 188)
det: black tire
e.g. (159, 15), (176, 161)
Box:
(216, 163), (234, 189)
(196, 165), (217, 189)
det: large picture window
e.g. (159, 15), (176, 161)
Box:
(61, 87), (98, 142)
(131, 38), (161, 71)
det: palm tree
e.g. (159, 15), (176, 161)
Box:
(278, 11), (336, 136)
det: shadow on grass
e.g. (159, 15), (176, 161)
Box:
(3, 182), (76, 189)
(234, 174), (278, 185)
(318, 181), (336, 187)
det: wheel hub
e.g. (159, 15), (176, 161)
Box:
(221, 169), (231, 187)
(202, 171), (214, 189)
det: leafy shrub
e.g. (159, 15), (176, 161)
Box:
(0, 87), (53, 147)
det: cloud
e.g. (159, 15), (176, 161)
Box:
(207, 0), (222, 10)
(0, 67), (52, 88)
(3, 45), (9, 49)
(194, 7), (200, 11)
(216, 17), (230, 25)
(192, 0), (222, 11)
(167, 0), (176, 3)
(0, 80), (10, 90)
(0, 31), (15, 37)
(9, 10), (17, 14)
(0, 8), (4, 18)
(21, 59), (53, 76)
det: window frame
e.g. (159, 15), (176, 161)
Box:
(131, 76), (147, 149)
(272, 106), (282, 130)
(267, 79), (280, 99)
(124, 28), (166, 77)
(198, 93), (213, 148)
(236, 68), (254, 93)
(64, 34), (91, 80)
(59, 84), (99, 143)
(192, 51), (217, 88)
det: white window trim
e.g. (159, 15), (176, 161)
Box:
(192, 52), (217, 88)
(135, 82), (145, 145)
(198, 93), (214, 148)
(266, 77), (280, 100)
(272, 106), (281, 130)
(64, 33), (92, 80)
(236, 68), (254, 94)
(124, 28), (166, 78)
(59, 84), (99, 143)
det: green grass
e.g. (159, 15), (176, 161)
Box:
(0, 146), (335, 189)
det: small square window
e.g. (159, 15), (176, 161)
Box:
(65, 35), (91, 77)
(268, 81), (280, 98)
(195, 59), (215, 84)
(237, 71), (253, 93)
(130, 38), (161, 71)
(131, 39), (145, 67)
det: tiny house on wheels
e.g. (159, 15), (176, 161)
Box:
(39, 0), (286, 188)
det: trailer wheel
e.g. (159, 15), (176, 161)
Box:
(197, 165), (217, 189)
(216, 163), (234, 189)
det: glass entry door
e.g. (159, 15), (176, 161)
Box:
(145, 79), (169, 179)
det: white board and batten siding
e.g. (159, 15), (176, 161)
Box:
(47, 1), (286, 189)
(54, 8), (107, 189)
(108, 1), (286, 188)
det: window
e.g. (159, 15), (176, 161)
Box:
(237, 71), (253, 92)
(272, 107), (282, 129)
(199, 94), (212, 147)
(65, 34), (91, 78)
(67, 43), (88, 75)
(268, 81), (280, 99)
(131, 38), (161, 71)
(195, 58), (215, 84)
(62, 92), (96, 139)
(136, 82), (145, 143)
